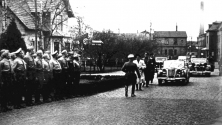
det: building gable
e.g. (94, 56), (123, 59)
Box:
(154, 31), (187, 38)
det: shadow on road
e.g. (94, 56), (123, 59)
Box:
(158, 81), (194, 87)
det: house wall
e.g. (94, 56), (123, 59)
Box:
(208, 31), (218, 61)
(218, 25), (222, 61)
(0, 6), (3, 34)
(8, 12), (38, 50)
(156, 37), (187, 58)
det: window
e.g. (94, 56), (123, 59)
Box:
(169, 49), (173, 56)
(165, 38), (169, 45)
(165, 49), (167, 55)
(54, 41), (60, 53)
(174, 49), (177, 55)
(65, 43), (70, 52)
(181, 39), (184, 44)
(174, 38), (178, 45)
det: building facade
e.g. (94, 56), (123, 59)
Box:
(154, 31), (187, 59)
(218, 24), (222, 61)
(0, 0), (74, 53)
(206, 21), (221, 62)
(197, 33), (207, 58)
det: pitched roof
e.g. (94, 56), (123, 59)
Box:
(8, 0), (36, 29)
(26, 0), (74, 17)
(207, 22), (222, 31)
(154, 31), (187, 38)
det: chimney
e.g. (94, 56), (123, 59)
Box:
(209, 24), (212, 28)
(176, 24), (178, 31)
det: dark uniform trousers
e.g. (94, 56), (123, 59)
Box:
(25, 68), (36, 104)
(43, 70), (53, 102)
(1, 72), (12, 108)
(73, 71), (80, 95)
(14, 70), (26, 107)
(61, 68), (69, 97)
(53, 70), (62, 100)
(67, 60), (75, 96)
(34, 70), (44, 103)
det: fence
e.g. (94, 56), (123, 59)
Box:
(80, 59), (124, 73)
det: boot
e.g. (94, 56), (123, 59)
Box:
(146, 81), (149, 87)
(125, 86), (128, 97)
(135, 84), (138, 91)
(139, 83), (142, 91)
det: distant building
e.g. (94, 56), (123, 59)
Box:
(206, 21), (222, 62)
(217, 23), (222, 61)
(197, 33), (207, 58)
(153, 31), (187, 59)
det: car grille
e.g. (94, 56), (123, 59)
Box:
(168, 69), (175, 77)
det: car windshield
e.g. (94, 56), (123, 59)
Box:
(163, 60), (184, 69)
(191, 58), (207, 63)
(155, 57), (167, 62)
(178, 56), (188, 62)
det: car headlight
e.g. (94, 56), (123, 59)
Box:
(206, 65), (211, 70)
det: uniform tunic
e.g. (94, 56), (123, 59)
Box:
(24, 53), (36, 80)
(35, 57), (44, 85)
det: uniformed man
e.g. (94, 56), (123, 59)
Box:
(58, 50), (69, 98)
(146, 53), (156, 85)
(34, 50), (44, 104)
(67, 51), (75, 97)
(45, 51), (51, 60)
(0, 49), (7, 61)
(23, 46), (36, 106)
(32, 53), (37, 59)
(42, 53), (53, 102)
(12, 48), (26, 109)
(50, 51), (62, 100)
(0, 50), (13, 111)
(73, 53), (81, 95)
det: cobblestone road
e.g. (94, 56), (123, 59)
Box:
(0, 70), (221, 125)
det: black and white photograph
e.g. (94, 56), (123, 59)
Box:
(0, 0), (222, 124)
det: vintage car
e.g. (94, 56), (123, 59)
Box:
(189, 58), (211, 76)
(155, 57), (168, 72)
(157, 60), (190, 85)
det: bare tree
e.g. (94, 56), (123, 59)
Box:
(69, 15), (93, 52)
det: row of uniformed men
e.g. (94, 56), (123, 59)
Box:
(0, 47), (81, 111)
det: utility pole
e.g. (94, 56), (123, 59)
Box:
(150, 22), (152, 40)
(35, 0), (38, 51)
(190, 37), (192, 58)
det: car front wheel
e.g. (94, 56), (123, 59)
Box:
(158, 79), (163, 86)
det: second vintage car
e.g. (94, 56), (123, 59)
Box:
(155, 57), (168, 72)
(189, 58), (211, 77)
(157, 60), (190, 85)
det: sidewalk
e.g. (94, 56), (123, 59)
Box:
(81, 71), (125, 76)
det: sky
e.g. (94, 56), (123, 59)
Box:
(68, 0), (222, 41)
